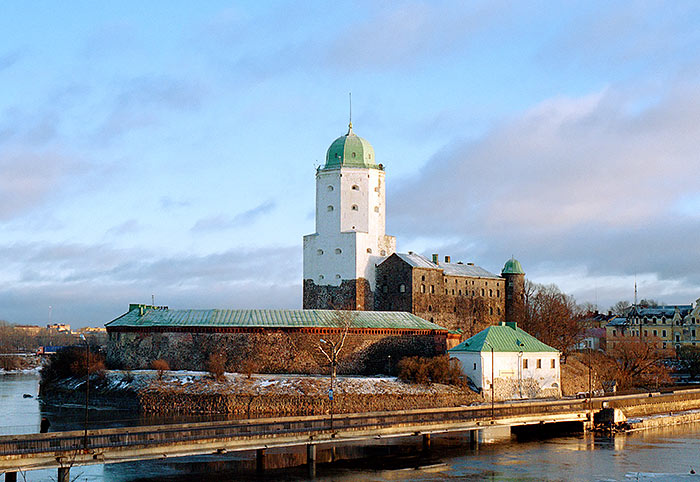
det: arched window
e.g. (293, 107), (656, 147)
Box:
(351, 184), (359, 190)
(428, 306), (432, 312)
(421, 284), (426, 293)
(335, 248), (342, 254)
(351, 204), (359, 211)
(489, 307), (494, 315)
(319, 275), (324, 280)
(327, 205), (334, 212)
(374, 206), (379, 212)
(335, 274), (341, 279)
(366, 248), (372, 253)
(317, 249), (323, 255)
(327, 185), (334, 192)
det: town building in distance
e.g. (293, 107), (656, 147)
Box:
(303, 122), (525, 338)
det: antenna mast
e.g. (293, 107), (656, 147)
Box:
(348, 92), (353, 132)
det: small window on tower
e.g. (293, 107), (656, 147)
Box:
(352, 152), (356, 158)
(380, 250), (386, 255)
(327, 205), (334, 212)
(317, 249), (324, 255)
(352, 184), (359, 190)
(336, 274), (341, 279)
(335, 248), (342, 254)
(351, 204), (358, 211)
(367, 248), (372, 254)
(327, 185), (334, 192)
(374, 206), (379, 212)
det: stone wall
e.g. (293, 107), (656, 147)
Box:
(303, 278), (374, 310)
(106, 330), (442, 375)
(484, 377), (561, 401)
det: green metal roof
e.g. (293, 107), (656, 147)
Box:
(323, 124), (381, 170)
(501, 257), (525, 275)
(105, 305), (447, 332)
(448, 322), (558, 353)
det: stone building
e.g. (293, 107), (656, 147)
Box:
(303, 123), (525, 335)
(105, 304), (448, 374)
(449, 321), (561, 400)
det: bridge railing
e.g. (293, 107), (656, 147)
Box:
(0, 398), (592, 457)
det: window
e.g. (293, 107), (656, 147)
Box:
(351, 184), (359, 190)
(352, 152), (357, 158)
(481, 289), (485, 296)
(399, 284), (406, 293)
(662, 330), (667, 337)
(459, 290), (462, 295)
(327, 185), (334, 191)
(473, 363), (477, 370)
(319, 275), (324, 280)
(537, 359), (542, 369)
(351, 204), (358, 211)
(428, 305), (432, 312)
(430, 285), (435, 294)
(327, 205), (334, 212)
(366, 248), (372, 254)
(317, 249), (324, 255)
(452, 289), (455, 295)
(335, 248), (342, 254)
(676, 334), (680, 342)
(497, 307), (501, 315)
(645, 330), (648, 336)
(489, 307), (493, 315)
(421, 275), (425, 281)
(653, 330), (657, 336)
(613, 329), (617, 336)
(382, 285), (388, 293)
(380, 250), (386, 256)
(336, 274), (341, 279)
(523, 359), (528, 369)
(421, 284), (426, 293)
(693, 329), (696, 338)
(551, 359), (556, 368)
(496, 290), (500, 297)
(374, 206), (379, 212)
(489, 289), (493, 297)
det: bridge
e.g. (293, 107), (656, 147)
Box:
(0, 398), (596, 481)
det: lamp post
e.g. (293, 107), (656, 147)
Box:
(79, 334), (90, 451)
(320, 339), (337, 430)
(483, 340), (495, 420)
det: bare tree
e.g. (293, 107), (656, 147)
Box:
(603, 339), (672, 389)
(611, 300), (632, 316)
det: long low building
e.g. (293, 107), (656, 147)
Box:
(105, 304), (451, 374)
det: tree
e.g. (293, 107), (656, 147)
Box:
(611, 300), (632, 317)
(677, 345), (700, 380)
(604, 339), (672, 389)
(151, 359), (170, 380)
(521, 282), (585, 355)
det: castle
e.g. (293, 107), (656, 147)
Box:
(303, 122), (525, 338)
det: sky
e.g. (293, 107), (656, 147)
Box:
(1, 1), (700, 327)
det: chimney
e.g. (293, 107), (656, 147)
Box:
(444, 255), (451, 263)
(467, 262), (474, 266)
(432, 253), (439, 264)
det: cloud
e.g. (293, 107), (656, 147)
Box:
(192, 200), (276, 232)
(389, 81), (700, 308)
(0, 49), (23, 71)
(0, 149), (83, 220)
(95, 75), (206, 142)
(105, 219), (142, 236)
(0, 241), (301, 324)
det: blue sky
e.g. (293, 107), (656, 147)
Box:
(2, 1), (700, 326)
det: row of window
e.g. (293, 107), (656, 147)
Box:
(611, 328), (698, 338)
(327, 184), (380, 192)
(317, 248), (387, 256)
(317, 274), (342, 281)
(326, 205), (380, 213)
(418, 284), (500, 298)
(522, 358), (556, 369)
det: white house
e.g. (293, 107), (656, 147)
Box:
(449, 322), (561, 400)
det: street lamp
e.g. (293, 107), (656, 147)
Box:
(482, 340), (495, 420)
(320, 339), (337, 430)
(79, 334), (90, 450)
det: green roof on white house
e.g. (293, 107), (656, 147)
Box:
(323, 123), (381, 170)
(449, 322), (558, 353)
(105, 305), (447, 332)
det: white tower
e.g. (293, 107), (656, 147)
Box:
(303, 122), (396, 310)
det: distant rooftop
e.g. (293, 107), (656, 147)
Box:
(389, 252), (501, 279)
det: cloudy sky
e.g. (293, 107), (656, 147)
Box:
(2, 1), (699, 326)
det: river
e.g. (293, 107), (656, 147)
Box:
(3, 372), (700, 481)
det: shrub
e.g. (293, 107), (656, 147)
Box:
(41, 346), (106, 384)
(206, 353), (226, 381)
(0, 355), (23, 371)
(151, 359), (170, 380)
(398, 355), (465, 386)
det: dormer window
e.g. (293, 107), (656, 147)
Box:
(327, 205), (334, 212)
(351, 204), (358, 211)
(327, 185), (334, 192)
(317, 249), (324, 255)
(351, 185), (359, 191)
(335, 248), (342, 254)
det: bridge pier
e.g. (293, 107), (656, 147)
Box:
(469, 429), (480, 449)
(422, 433), (431, 450)
(307, 444), (317, 478)
(4, 472), (17, 482)
(58, 467), (70, 482)
(256, 448), (266, 473)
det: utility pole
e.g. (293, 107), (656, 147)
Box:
(483, 340), (495, 420)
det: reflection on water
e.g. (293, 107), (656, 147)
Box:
(4, 372), (700, 481)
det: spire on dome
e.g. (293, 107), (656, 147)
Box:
(347, 92), (353, 135)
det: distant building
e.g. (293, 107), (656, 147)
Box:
(449, 322), (561, 400)
(46, 323), (70, 333)
(575, 327), (606, 351)
(106, 304), (449, 374)
(13, 325), (42, 336)
(303, 123), (525, 338)
(605, 299), (700, 351)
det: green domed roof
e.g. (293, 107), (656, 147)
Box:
(324, 124), (381, 170)
(502, 257), (525, 275)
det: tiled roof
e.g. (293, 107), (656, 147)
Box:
(391, 252), (501, 279)
(448, 322), (559, 353)
(630, 305), (693, 317)
(606, 317), (629, 327)
(105, 306), (448, 332)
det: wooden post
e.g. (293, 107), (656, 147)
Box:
(307, 444), (317, 478)
(58, 467), (70, 482)
(422, 433), (431, 450)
